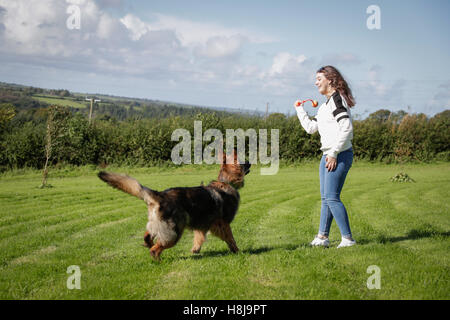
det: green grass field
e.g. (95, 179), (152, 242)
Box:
(32, 95), (88, 109)
(0, 162), (449, 299)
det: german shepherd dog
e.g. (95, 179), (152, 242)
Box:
(98, 150), (250, 261)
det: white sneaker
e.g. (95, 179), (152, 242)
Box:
(310, 236), (330, 247)
(337, 237), (356, 248)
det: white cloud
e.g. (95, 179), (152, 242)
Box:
(96, 12), (116, 39)
(0, 0), (125, 57)
(195, 34), (247, 59)
(367, 64), (388, 96)
(119, 13), (263, 60)
(320, 53), (361, 66)
(239, 52), (313, 96)
(149, 13), (273, 47)
(0, 0), (315, 108)
(429, 81), (450, 109)
(0, 0), (276, 79)
(352, 65), (409, 114)
(269, 52), (307, 76)
(119, 13), (148, 41)
(0, 0), (188, 76)
(0, 0), (64, 53)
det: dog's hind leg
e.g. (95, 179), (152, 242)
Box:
(148, 225), (184, 261)
(210, 220), (239, 253)
(191, 230), (207, 254)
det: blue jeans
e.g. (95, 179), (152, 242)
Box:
(319, 148), (353, 238)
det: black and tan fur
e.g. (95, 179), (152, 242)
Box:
(98, 150), (250, 261)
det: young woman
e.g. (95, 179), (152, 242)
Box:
(295, 65), (356, 248)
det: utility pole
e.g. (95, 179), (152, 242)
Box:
(85, 97), (101, 124)
(265, 102), (269, 119)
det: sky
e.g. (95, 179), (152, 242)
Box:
(0, 0), (449, 118)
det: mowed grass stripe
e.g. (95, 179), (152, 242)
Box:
(0, 201), (143, 243)
(350, 179), (447, 243)
(0, 187), (144, 219)
(241, 164), (448, 298)
(350, 188), (431, 244)
(0, 163), (448, 299)
(253, 193), (319, 244)
(340, 171), (450, 298)
(0, 204), (145, 265)
(0, 193), (141, 226)
(0, 217), (147, 299)
(0, 198), (146, 240)
(241, 190), (322, 299)
(0, 208), (139, 265)
(391, 186), (449, 225)
(7, 216), (137, 267)
(0, 190), (119, 212)
(0, 179), (123, 210)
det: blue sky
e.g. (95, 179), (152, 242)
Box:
(0, 0), (449, 117)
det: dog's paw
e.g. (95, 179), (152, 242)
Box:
(191, 247), (201, 254)
(149, 248), (161, 262)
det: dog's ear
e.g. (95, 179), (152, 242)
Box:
(217, 149), (226, 165)
(226, 148), (239, 165)
(220, 148), (242, 165)
(232, 148), (239, 164)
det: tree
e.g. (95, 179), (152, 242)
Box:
(368, 109), (392, 122)
(60, 89), (71, 97)
(0, 103), (15, 125)
(40, 105), (70, 188)
(391, 110), (408, 123)
(266, 113), (286, 121)
(433, 110), (450, 119)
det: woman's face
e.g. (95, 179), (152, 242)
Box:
(315, 73), (332, 95)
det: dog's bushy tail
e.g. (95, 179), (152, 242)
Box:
(98, 171), (159, 204)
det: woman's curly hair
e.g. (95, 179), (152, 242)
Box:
(317, 66), (356, 107)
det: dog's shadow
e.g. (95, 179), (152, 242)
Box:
(182, 243), (302, 260)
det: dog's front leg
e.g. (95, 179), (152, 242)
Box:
(210, 220), (239, 253)
(143, 231), (154, 248)
(224, 227), (239, 253)
(191, 230), (207, 254)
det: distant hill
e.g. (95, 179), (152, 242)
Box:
(0, 81), (263, 120)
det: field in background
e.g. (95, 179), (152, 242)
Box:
(32, 95), (88, 109)
(0, 162), (449, 299)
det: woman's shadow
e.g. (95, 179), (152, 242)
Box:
(358, 228), (450, 245)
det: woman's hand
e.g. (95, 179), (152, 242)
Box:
(325, 156), (337, 172)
